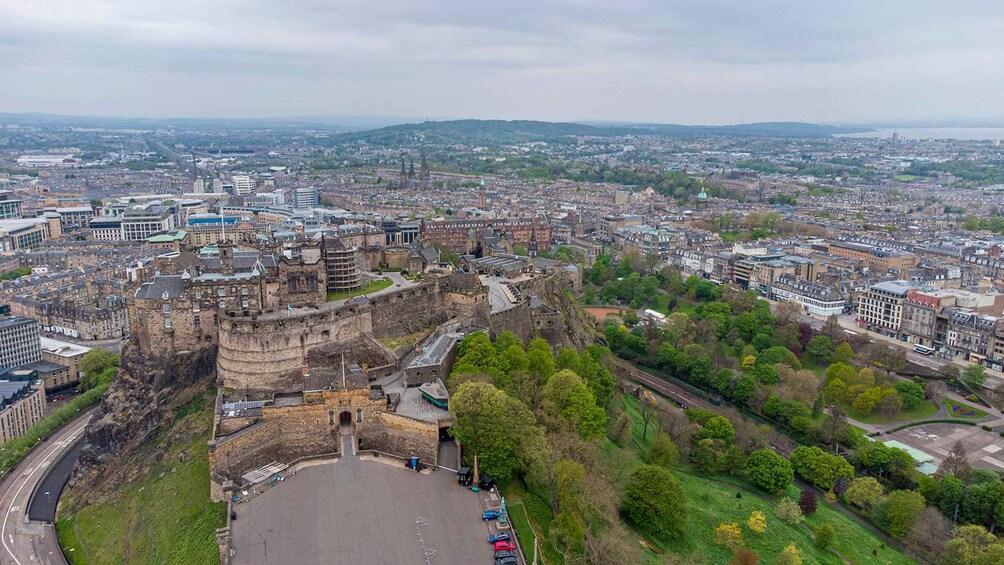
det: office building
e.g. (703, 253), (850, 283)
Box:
(232, 175), (256, 196)
(292, 187), (319, 210)
(0, 191), (23, 219)
(0, 316), (41, 369)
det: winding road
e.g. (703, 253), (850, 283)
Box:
(0, 411), (93, 565)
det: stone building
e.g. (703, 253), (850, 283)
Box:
(421, 218), (551, 254)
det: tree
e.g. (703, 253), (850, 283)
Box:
(699, 416), (736, 443)
(774, 497), (803, 525)
(944, 524), (1004, 565)
(832, 342), (854, 364)
(449, 381), (536, 482)
(805, 335), (834, 362)
(789, 446), (854, 491)
(714, 522), (744, 551)
(883, 490), (926, 539)
(647, 433), (680, 469)
(774, 301), (803, 327)
(940, 441), (973, 484)
(814, 524), (835, 549)
(526, 338), (556, 382)
(745, 449), (793, 494)
(775, 543), (802, 565)
(894, 380), (926, 410)
(798, 490), (817, 516)
(621, 465), (687, 541)
(962, 364), (988, 390)
(844, 477), (885, 511)
(747, 510), (767, 534)
(78, 349), (120, 389)
(542, 370), (608, 438)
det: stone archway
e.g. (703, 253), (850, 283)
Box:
(339, 411), (352, 426)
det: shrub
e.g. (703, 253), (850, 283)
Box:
(744, 449), (793, 493)
(774, 497), (803, 525)
(814, 524), (835, 549)
(797, 489), (817, 516)
(715, 521), (744, 550)
(747, 510), (766, 534)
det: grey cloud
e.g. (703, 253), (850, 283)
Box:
(0, 0), (1002, 123)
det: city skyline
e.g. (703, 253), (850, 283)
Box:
(2, 0), (1004, 124)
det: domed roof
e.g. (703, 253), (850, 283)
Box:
(696, 190), (709, 200)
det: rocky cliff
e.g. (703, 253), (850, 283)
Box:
(74, 344), (217, 496)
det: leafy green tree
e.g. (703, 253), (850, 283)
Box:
(492, 330), (523, 353)
(449, 381), (536, 482)
(844, 477), (885, 511)
(698, 416), (735, 443)
(745, 449), (793, 493)
(541, 370), (607, 438)
(894, 381), (926, 410)
(944, 524), (1004, 565)
(733, 374), (759, 405)
(78, 349), (120, 389)
(621, 465), (688, 541)
(882, 489), (926, 539)
(833, 342), (854, 364)
(790, 446), (854, 491)
(526, 338), (556, 382)
(962, 364), (988, 389)
(806, 335), (834, 362)
(647, 432), (680, 469)
(751, 364), (780, 385)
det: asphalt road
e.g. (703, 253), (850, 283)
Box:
(0, 412), (92, 565)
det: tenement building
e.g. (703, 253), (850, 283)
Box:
(855, 280), (916, 338)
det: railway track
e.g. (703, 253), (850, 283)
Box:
(614, 359), (796, 457)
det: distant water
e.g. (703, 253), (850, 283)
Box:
(838, 127), (1004, 141)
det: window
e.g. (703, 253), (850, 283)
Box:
(164, 318), (172, 329)
(162, 304), (171, 313)
(356, 408), (363, 423)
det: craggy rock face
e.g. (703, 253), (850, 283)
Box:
(75, 344), (217, 493)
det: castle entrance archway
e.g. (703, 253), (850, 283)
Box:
(339, 411), (352, 425)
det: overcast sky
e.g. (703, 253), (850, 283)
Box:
(2, 0), (1002, 125)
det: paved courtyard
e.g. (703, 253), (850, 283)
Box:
(886, 422), (1004, 472)
(230, 442), (499, 565)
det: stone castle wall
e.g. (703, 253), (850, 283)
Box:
(356, 411), (439, 466)
(488, 301), (534, 342)
(217, 307), (373, 392)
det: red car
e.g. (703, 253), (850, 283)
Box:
(493, 540), (516, 552)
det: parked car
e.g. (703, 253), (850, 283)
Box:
(495, 557), (518, 565)
(488, 532), (511, 544)
(482, 510), (501, 521)
(478, 475), (496, 491)
(494, 549), (516, 560)
(493, 540), (516, 552)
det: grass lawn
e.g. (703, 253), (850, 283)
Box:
(612, 393), (916, 565)
(57, 393), (226, 565)
(803, 497), (915, 565)
(944, 399), (989, 419)
(505, 483), (564, 565)
(326, 278), (392, 301)
(847, 399), (939, 425)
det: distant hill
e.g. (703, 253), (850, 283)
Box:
(333, 119), (869, 146)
